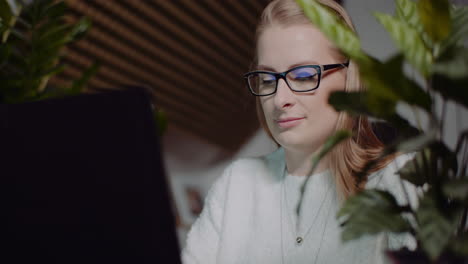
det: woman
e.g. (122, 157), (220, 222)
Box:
(182, 0), (417, 263)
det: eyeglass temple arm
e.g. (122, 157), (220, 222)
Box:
(323, 61), (350, 71)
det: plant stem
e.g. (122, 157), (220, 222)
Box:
(439, 99), (448, 142)
(411, 154), (426, 197)
(426, 77), (440, 183)
(456, 102), (461, 137)
(411, 105), (424, 131)
(459, 206), (468, 235)
(461, 142), (468, 177)
(397, 168), (419, 227)
(421, 149), (432, 187)
(425, 77), (434, 113)
(455, 131), (468, 178)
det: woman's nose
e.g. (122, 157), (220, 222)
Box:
(274, 78), (295, 109)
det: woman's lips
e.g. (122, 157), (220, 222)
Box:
(276, 117), (305, 128)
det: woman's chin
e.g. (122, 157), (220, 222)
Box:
(275, 134), (309, 150)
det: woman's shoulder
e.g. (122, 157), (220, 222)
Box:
(366, 152), (418, 207)
(366, 152), (415, 186)
(232, 147), (283, 167)
(203, 148), (284, 210)
(222, 147), (284, 181)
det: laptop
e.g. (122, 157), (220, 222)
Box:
(0, 89), (181, 264)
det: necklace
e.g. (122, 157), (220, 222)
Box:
(280, 166), (333, 264)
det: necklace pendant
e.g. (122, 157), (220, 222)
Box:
(296, 236), (303, 245)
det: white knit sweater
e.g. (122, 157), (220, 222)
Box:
(182, 148), (417, 264)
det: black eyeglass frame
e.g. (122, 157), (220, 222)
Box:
(243, 62), (350, 96)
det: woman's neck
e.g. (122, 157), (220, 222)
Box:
(284, 147), (329, 176)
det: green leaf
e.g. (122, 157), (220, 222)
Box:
(0, 0), (13, 26)
(0, 0), (20, 43)
(341, 208), (412, 242)
(449, 233), (468, 257)
(397, 150), (430, 187)
(36, 16), (61, 36)
(30, 47), (61, 72)
(0, 42), (11, 67)
(329, 90), (399, 119)
(417, 0), (452, 43)
(7, 45), (29, 71)
(0, 0), (98, 103)
(330, 56), (430, 122)
(456, 130), (468, 155)
(433, 46), (468, 79)
(398, 141), (458, 187)
(70, 61), (100, 94)
(442, 178), (468, 201)
(34, 24), (74, 54)
(0, 19), (4, 35)
(42, 1), (66, 20)
(338, 190), (412, 242)
(328, 89), (421, 141)
(416, 193), (454, 260)
(31, 8), (89, 48)
(430, 141), (459, 175)
(155, 109), (168, 136)
(374, 12), (432, 76)
(37, 23), (73, 45)
(359, 58), (400, 105)
(360, 54), (432, 112)
(441, 6), (468, 52)
(338, 190), (401, 219)
(311, 130), (351, 173)
(295, 0), (369, 63)
(433, 74), (468, 109)
(28, 0), (54, 23)
(36, 63), (65, 79)
(328, 91), (373, 116)
(15, 16), (31, 29)
(9, 27), (27, 42)
(68, 17), (91, 42)
(328, 59), (403, 119)
(395, 0), (423, 31)
(396, 128), (437, 152)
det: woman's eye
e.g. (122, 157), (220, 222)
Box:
(295, 76), (314, 81)
(261, 77), (275, 85)
(294, 75), (315, 81)
(292, 71), (317, 81)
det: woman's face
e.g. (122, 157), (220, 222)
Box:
(257, 24), (347, 153)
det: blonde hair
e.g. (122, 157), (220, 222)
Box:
(254, 0), (395, 200)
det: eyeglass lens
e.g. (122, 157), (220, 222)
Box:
(248, 66), (319, 95)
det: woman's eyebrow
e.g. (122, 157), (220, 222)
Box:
(287, 61), (320, 69)
(257, 61), (320, 72)
(256, 65), (276, 71)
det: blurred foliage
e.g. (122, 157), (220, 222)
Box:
(297, 0), (468, 262)
(155, 109), (168, 136)
(0, 0), (98, 104)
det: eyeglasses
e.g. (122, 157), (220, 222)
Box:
(243, 62), (349, 96)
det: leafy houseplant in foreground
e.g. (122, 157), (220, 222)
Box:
(0, 0), (98, 104)
(297, 0), (468, 263)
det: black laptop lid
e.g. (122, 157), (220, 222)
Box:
(0, 89), (181, 264)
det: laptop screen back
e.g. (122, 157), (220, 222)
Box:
(0, 89), (181, 264)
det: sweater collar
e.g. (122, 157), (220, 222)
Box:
(264, 147), (286, 182)
(264, 147), (332, 182)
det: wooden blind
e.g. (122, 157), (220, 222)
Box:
(52, 0), (270, 152)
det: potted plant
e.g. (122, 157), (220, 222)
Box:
(296, 0), (468, 263)
(0, 0), (98, 104)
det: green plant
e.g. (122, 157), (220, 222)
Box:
(0, 0), (98, 104)
(296, 0), (468, 262)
